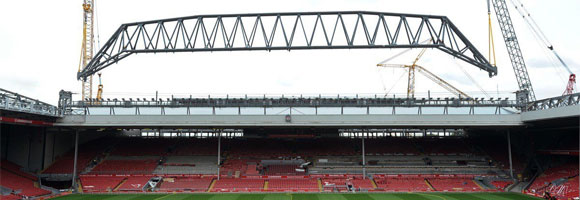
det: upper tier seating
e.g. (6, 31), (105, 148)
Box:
(265, 165), (304, 176)
(419, 139), (473, 155)
(211, 178), (264, 192)
(267, 179), (318, 191)
(365, 138), (420, 155)
(110, 138), (174, 156)
(170, 139), (217, 155)
(158, 177), (213, 192)
(90, 159), (158, 174)
(0, 169), (51, 197)
(155, 156), (217, 174)
(80, 176), (125, 192)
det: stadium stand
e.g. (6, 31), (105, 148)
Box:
(0, 168), (51, 198)
(80, 175), (125, 192)
(1, 160), (38, 181)
(265, 165), (304, 176)
(267, 178), (319, 192)
(427, 177), (483, 192)
(527, 163), (579, 199)
(374, 175), (432, 192)
(491, 180), (513, 190)
(158, 176), (213, 192)
(116, 176), (153, 191)
(42, 138), (109, 174)
(89, 159), (158, 174)
(211, 178), (264, 192)
(155, 156), (217, 174)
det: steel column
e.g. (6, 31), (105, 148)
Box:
(507, 130), (514, 179)
(71, 130), (80, 191)
(362, 133), (366, 179)
(217, 129), (221, 180)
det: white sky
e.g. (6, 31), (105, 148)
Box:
(1, 0), (579, 104)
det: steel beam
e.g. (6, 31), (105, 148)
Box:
(78, 11), (497, 79)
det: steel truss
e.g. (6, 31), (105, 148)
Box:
(66, 96), (518, 116)
(0, 88), (59, 117)
(527, 92), (579, 111)
(78, 11), (497, 79)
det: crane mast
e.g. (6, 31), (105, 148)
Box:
(490, 0), (536, 102)
(80, 0), (95, 100)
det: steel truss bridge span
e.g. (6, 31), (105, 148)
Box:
(78, 11), (497, 79)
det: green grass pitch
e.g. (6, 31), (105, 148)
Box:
(51, 192), (541, 200)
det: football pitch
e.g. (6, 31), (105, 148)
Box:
(51, 192), (541, 200)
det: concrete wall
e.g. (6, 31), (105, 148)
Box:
(2, 124), (45, 172)
(1, 124), (108, 173)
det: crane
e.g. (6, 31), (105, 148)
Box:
(96, 73), (103, 101)
(507, 0), (575, 95)
(491, 0), (577, 101)
(377, 63), (472, 99)
(489, 0), (536, 103)
(79, 0), (95, 100)
(377, 37), (471, 99)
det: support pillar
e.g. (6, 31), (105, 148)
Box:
(71, 129), (79, 192)
(507, 130), (514, 179)
(362, 132), (366, 179)
(217, 130), (222, 180)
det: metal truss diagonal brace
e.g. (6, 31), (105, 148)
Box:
(78, 11), (497, 80)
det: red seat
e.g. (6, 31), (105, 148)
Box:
(211, 178), (264, 192)
(0, 169), (50, 197)
(158, 177), (213, 192)
(80, 176), (125, 192)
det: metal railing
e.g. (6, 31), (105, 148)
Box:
(58, 92), (580, 116)
(0, 88), (59, 117)
(526, 92), (579, 111)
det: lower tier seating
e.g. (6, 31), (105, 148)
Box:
(491, 180), (512, 190)
(0, 169), (50, 197)
(528, 163), (579, 199)
(80, 176), (125, 192)
(1, 160), (37, 181)
(158, 177), (213, 192)
(211, 178), (264, 192)
(428, 178), (482, 192)
(374, 176), (431, 192)
(116, 176), (152, 191)
(267, 179), (318, 191)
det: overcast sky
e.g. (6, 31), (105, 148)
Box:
(1, 0), (579, 104)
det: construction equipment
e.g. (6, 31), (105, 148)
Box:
(506, 0), (576, 95)
(490, 0), (536, 103)
(78, 0), (95, 100)
(96, 73), (103, 101)
(564, 74), (576, 95)
(377, 63), (471, 99)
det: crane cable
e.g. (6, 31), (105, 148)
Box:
(509, 0), (573, 75)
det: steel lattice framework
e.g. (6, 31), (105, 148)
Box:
(78, 11), (497, 79)
(491, 1), (536, 102)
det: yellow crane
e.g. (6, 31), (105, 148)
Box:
(78, 0), (96, 100)
(377, 49), (471, 99)
(96, 73), (103, 101)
